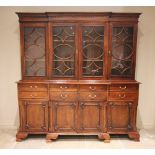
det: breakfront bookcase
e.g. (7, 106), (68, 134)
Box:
(16, 12), (141, 142)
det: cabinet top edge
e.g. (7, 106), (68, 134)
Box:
(16, 12), (141, 18)
(16, 80), (141, 84)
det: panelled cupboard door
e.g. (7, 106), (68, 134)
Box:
(107, 101), (137, 132)
(109, 23), (137, 79)
(21, 23), (48, 79)
(20, 100), (48, 132)
(51, 24), (77, 79)
(79, 24), (107, 79)
(78, 102), (106, 132)
(52, 102), (77, 132)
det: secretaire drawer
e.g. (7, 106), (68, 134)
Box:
(79, 92), (107, 101)
(18, 84), (48, 92)
(109, 84), (138, 92)
(50, 92), (77, 101)
(79, 85), (107, 92)
(109, 92), (138, 101)
(50, 84), (77, 92)
(19, 91), (48, 99)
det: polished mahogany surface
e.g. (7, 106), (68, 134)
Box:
(16, 12), (141, 142)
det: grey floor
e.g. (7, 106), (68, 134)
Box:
(0, 128), (155, 149)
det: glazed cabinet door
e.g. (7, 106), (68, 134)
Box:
(51, 102), (77, 132)
(78, 102), (106, 132)
(21, 23), (48, 79)
(80, 24), (107, 79)
(107, 101), (137, 132)
(109, 23), (137, 79)
(20, 100), (48, 132)
(51, 24), (77, 79)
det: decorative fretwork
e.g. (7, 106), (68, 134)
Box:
(111, 27), (134, 76)
(52, 26), (75, 77)
(24, 27), (45, 76)
(82, 26), (104, 76)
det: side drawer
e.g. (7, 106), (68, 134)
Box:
(109, 92), (138, 101)
(79, 92), (107, 101)
(19, 91), (48, 99)
(50, 84), (77, 92)
(50, 92), (77, 101)
(18, 83), (48, 92)
(79, 85), (107, 92)
(109, 84), (138, 92)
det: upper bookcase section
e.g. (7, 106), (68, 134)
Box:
(16, 12), (141, 22)
(16, 12), (141, 80)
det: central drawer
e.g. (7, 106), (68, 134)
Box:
(79, 92), (107, 101)
(109, 84), (138, 92)
(79, 85), (107, 92)
(18, 83), (48, 92)
(19, 91), (48, 99)
(50, 92), (77, 101)
(50, 84), (77, 91)
(109, 92), (138, 101)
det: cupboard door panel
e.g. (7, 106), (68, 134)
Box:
(52, 25), (76, 78)
(20, 100), (48, 132)
(23, 24), (47, 78)
(53, 102), (77, 132)
(79, 102), (105, 132)
(80, 25), (105, 78)
(107, 101), (136, 132)
(109, 24), (136, 79)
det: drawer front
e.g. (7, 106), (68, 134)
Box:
(109, 92), (138, 101)
(79, 85), (107, 92)
(19, 91), (48, 99)
(109, 84), (138, 92)
(50, 92), (77, 101)
(50, 84), (77, 92)
(18, 84), (48, 92)
(79, 92), (107, 101)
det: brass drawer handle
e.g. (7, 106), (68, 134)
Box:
(119, 86), (127, 90)
(88, 94), (97, 99)
(60, 86), (68, 89)
(60, 94), (67, 99)
(30, 94), (37, 97)
(119, 94), (126, 99)
(89, 86), (96, 91)
(29, 85), (38, 88)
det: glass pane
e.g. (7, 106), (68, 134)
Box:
(52, 26), (75, 77)
(82, 26), (104, 76)
(24, 27), (46, 76)
(111, 26), (134, 76)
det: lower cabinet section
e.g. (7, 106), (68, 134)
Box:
(79, 102), (106, 132)
(49, 101), (106, 133)
(107, 101), (137, 132)
(20, 100), (48, 132)
(17, 83), (140, 142)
